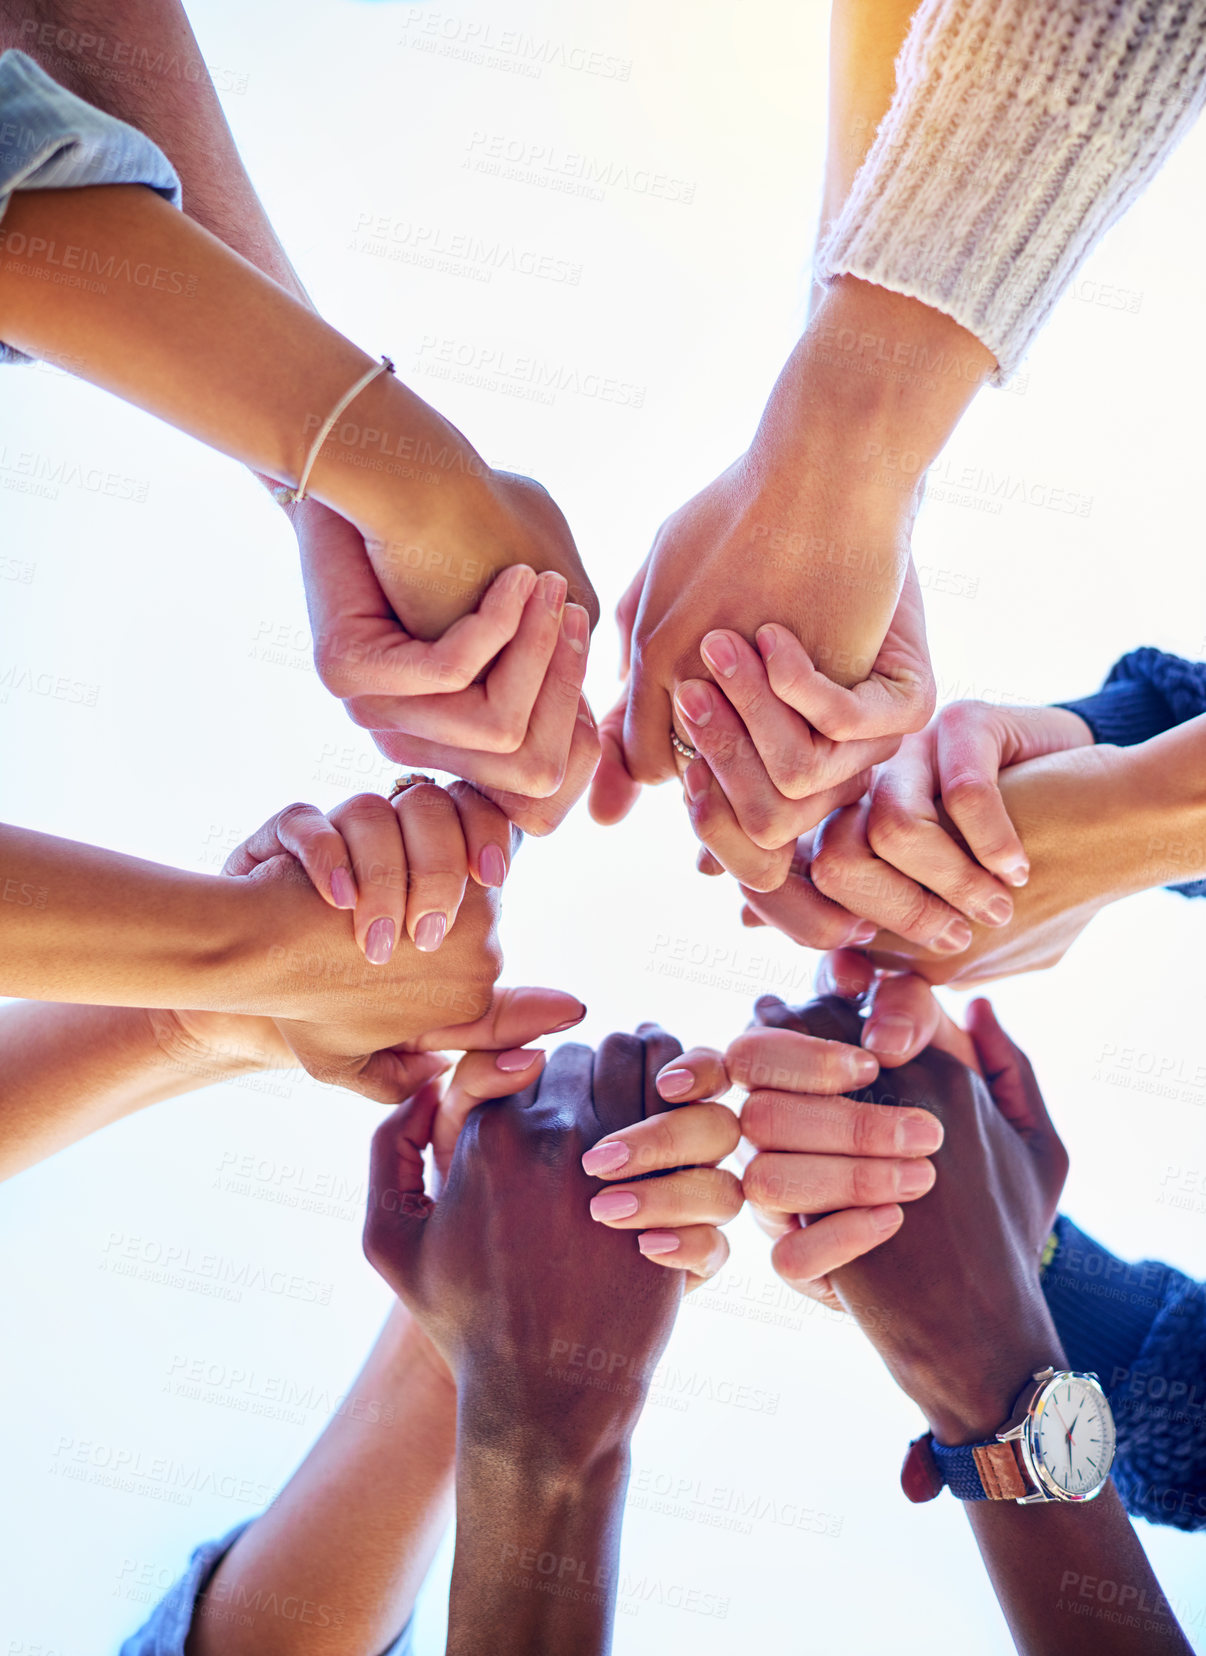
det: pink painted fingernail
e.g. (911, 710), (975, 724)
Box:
(701, 633), (738, 679)
(638, 1231), (682, 1256)
(562, 604), (588, 654)
(864, 1016), (914, 1058)
(479, 843), (507, 887)
(656, 1067), (694, 1099)
(414, 912), (447, 953)
(590, 1189), (639, 1221)
(582, 1140), (630, 1176)
(756, 626), (778, 659)
(541, 571), (568, 613)
(330, 866), (356, 909)
(496, 1047), (543, 1072)
(675, 682), (714, 727)
(365, 916), (395, 966)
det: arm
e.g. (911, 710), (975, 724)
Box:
(0, 1000), (292, 1182)
(186, 1304), (456, 1656)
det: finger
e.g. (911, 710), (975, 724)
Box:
(724, 1027), (879, 1096)
(756, 613), (931, 743)
(637, 1024), (686, 1117)
(581, 1101), (741, 1180)
(867, 745), (1014, 928)
(614, 555), (648, 679)
(739, 868), (877, 952)
(815, 948), (877, 1001)
(750, 993), (864, 1046)
(966, 998), (1054, 1140)
(637, 1223), (729, 1286)
(810, 804), (975, 953)
(740, 1088), (943, 1156)
(859, 972), (946, 1066)
(588, 1165), (743, 1229)
(654, 1046), (730, 1104)
(469, 695), (600, 837)
(353, 1049), (452, 1106)
(328, 793), (408, 965)
(447, 781), (515, 890)
(936, 706), (1031, 886)
(223, 802), (355, 911)
(770, 1203), (904, 1289)
(674, 679), (826, 854)
(591, 1030), (650, 1138)
(362, 1083), (441, 1279)
(681, 759), (794, 891)
(701, 630), (897, 800)
(432, 1046), (548, 1175)
(588, 691), (643, 825)
(392, 783), (468, 950)
(417, 984), (587, 1053)
(743, 1150), (935, 1214)
(622, 650), (677, 787)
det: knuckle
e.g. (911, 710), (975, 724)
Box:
(848, 1102), (886, 1159)
(942, 775), (996, 819)
(849, 1157), (886, 1206)
(866, 798), (918, 860)
(740, 1155), (774, 1207)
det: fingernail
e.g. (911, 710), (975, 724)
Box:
(365, 916), (396, 966)
(1003, 859), (1029, 888)
(675, 682), (713, 727)
(897, 1161), (935, 1197)
(541, 570), (568, 613)
(846, 922), (877, 947)
(562, 603), (588, 654)
(870, 1203), (903, 1233)
(505, 563), (537, 598)
(638, 1231), (681, 1256)
(983, 895), (1013, 926)
(932, 917), (973, 954)
(496, 1047), (543, 1072)
(656, 1067), (694, 1099)
(582, 1140), (630, 1176)
(851, 1051), (880, 1084)
(549, 1002), (587, 1033)
(414, 912), (447, 953)
(683, 759), (710, 802)
(479, 843), (507, 887)
(864, 1016), (914, 1059)
(589, 1189), (639, 1221)
(898, 1113), (943, 1154)
(756, 625), (778, 660)
(330, 866), (356, 909)
(701, 633), (738, 679)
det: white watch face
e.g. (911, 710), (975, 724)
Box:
(1030, 1374), (1116, 1497)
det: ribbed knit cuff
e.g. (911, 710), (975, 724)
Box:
(1055, 679), (1176, 747)
(818, 0), (1206, 382)
(1042, 1216), (1171, 1395)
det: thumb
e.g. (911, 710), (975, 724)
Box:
(417, 984), (586, 1054)
(363, 1081), (441, 1293)
(589, 692), (642, 825)
(966, 998), (1067, 1179)
(357, 1048), (451, 1106)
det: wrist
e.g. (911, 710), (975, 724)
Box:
(901, 1311), (1067, 1446)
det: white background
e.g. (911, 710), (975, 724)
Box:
(1, 0), (1205, 1650)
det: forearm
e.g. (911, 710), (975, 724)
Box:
(448, 1407), (630, 1656)
(821, 0), (920, 241)
(967, 1486), (1191, 1655)
(0, 0), (306, 299)
(189, 1304), (456, 1656)
(0, 1001), (262, 1181)
(0, 822), (252, 1010)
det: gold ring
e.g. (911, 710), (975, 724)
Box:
(388, 772), (438, 800)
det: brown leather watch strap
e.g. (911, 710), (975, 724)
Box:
(972, 1440), (1029, 1500)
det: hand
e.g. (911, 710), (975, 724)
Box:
(222, 832), (584, 1099)
(363, 1032), (687, 1453)
(225, 779), (518, 963)
(818, 996), (1069, 1443)
(293, 501), (597, 820)
(815, 740), (1166, 986)
(730, 994), (951, 1311)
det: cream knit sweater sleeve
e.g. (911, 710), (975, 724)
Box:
(817, 0), (1206, 381)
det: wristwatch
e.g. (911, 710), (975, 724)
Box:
(902, 1368), (1117, 1505)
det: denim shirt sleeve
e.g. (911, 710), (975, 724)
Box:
(117, 1519), (416, 1655)
(0, 48), (181, 364)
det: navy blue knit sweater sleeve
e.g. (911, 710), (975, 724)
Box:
(1056, 647), (1206, 898)
(1042, 1216), (1206, 1532)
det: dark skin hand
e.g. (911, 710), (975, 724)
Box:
(363, 1031), (689, 1656)
(762, 996), (1188, 1656)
